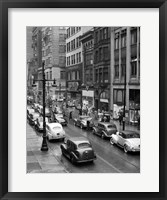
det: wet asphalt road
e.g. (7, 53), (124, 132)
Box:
(39, 121), (140, 173)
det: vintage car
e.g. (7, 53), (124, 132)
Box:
(46, 123), (65, 141)
(60, 137), (96, 164)
(92, 122), (117, 139)
(110, 130), (140, 153)
(28, 112), (40, 126)
(34, 116), (49, 132)
(40, 107), (51, 118)
(54, 113), (67, 126)
(73, 115), (93, 129)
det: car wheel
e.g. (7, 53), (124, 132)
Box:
(124, 145), (128, 153)
(101, 133), (105, 139)
(74, 122), (76, 126)
(71, 156), (75, 164)
(92, 129), (96, 134)
(80, 124), (83, 129)
(110, 137), (114, 145)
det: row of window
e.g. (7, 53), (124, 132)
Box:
(83, 40), (93, 50)
(94, 28), (109, 44)
(95, 67), (109, 83)
(114, 58), (140, 79)
(45, 70), (52, 80)
(67, 27), (81, 38)
(67, 71), (80, 80)
(44, 56), (66, 66)
(114, 28), (139, 50)
(66, 37), (81, 52)
(66, 52), (82, 66)
(94, 46), (110, 63)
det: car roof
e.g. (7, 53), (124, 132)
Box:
(120, 130), (139, 135)
(98, 122), (115, 125)
(68, 137), (90, 144)
(48, 123), (62, 128)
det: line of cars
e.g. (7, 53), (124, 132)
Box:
(73, 113), (140, 153)
(27, 104), (67, 142)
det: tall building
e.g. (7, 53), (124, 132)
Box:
(39, 26), (66, 102)
(110, 27), (140, 123)
(66, 26), (93, 107)
(93, 27), (111, 111)
(27, 27), (42, 102)
(80, 29), (94, 108)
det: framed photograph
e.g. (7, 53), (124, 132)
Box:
(0, 0), (166, 199)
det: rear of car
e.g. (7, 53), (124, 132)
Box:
(104, 123), (117, 137)
(47, 123), (65, 141)
(76, 143), (96, 163)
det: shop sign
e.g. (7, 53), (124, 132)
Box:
(82, 90), (94, 97)
(100, 99), (108, 103)
(68, 82), (79, 91)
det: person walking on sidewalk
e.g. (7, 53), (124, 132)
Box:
(119, 112), (123, 125)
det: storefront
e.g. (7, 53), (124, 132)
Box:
(82, 90), (94, 109)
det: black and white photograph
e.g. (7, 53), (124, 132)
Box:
(27, 26), (140, 173)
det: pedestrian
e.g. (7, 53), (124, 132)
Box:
(119, 112), (123, 125)
(69, 111), (72, 121)
(87, 120), (90, 131)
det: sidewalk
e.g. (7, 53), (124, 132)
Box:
(26, 125), (68, 173)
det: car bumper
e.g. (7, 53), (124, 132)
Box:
(49, 135), (65, 140)
(131, 148), (140, 152)
(76, 157), (96, 163)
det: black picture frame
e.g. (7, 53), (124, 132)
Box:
(0, 0), (166, 199)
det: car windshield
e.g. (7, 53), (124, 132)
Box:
(38, 117), (48, 123)
(107, 124), (116, 129)
(78, 142), (91, 149)
(125, 133), (140, 139)
(52, 126), (62, 131)
(56, 114), (63, 118)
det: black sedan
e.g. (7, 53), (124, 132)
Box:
(60, 137), (96, 164)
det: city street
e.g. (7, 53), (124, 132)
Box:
(27, 120), (140, 173)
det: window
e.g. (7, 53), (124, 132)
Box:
(79, 52), (81, 62)
(131, 57), (137, 77)
(121, 31), (126, 48)
(103, 47), (109, 60)
(103, 28), (107, 39)
(100, 29), (103, 40)
(121, 58), (126, 77)
(60, 71), (65, 79)
(131, 28), (137, 44)
(95, 31), (98, 44)
(115, 33), (119, 49)
(76, 53), (79, 63)
(114, 65), (119, 78)
(76, 37), (79, 48)
(99, 48), (103, 61)
(103, 67), (109, 83)
(95, 50), (98, 63)
(73, 54), (75, 64)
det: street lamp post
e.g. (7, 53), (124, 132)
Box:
(123, 65), (126, 131)
(32, 62), (57, 151)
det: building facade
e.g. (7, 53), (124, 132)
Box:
(66, 26), (93, 107)
(93, 27), (111, 112)
(110, 27), (140, 123)
(39, 26), (66, 102)
(80, 29), (94, 109)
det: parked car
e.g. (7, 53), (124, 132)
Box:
(28, 112), (40, 126)
(60, 137), (96, 164)
(27, 108), (35, 121)
(40, 107), (51, 118)
(34, 116), (49, 132)
(54, 113), (67, 126)
(110, 130), (140, 153)
(92, 122), (117, 139)
(46, 123), (65, 141)
(73, 115), (93, 129)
